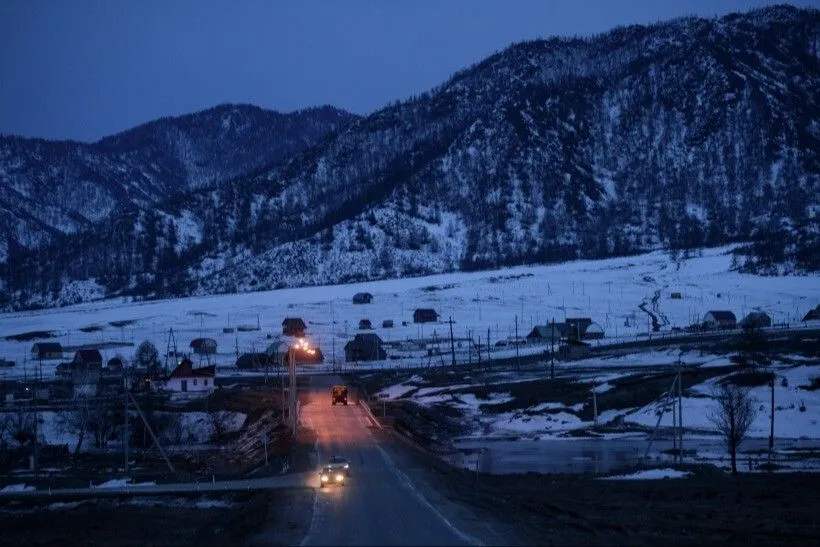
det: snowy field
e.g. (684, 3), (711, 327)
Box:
(0, 244), (818, 454)
(0, 244), (818, 380)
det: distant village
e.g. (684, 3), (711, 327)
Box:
(1, 290), (819, 405)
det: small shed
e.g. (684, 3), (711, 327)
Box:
(31, 342), (63, 360)
(359, 319), (372, 330)
(190, 337), (217, 355)
(382, 319), (394, 329)
(703, 311), (737, 330)
(282, 317), (307, 337)
(344, 333), (387, 362)
(413, 308), (439, 323)
(353, 292), (373, 304)
(670, 292), (682, 299)
(739, 311), (772, 330)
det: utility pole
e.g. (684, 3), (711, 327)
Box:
(769, 371), (775, 452)
(449, 316), (456, 368)
(123, 386), (129, 474)
(550, 317), (556, 380)
(515, 315), (520, 371)
(678, 360), (683, 460)
(592, 376), (598, 428)
(288, 346), (297, 435)
(487, 327), (491, 371)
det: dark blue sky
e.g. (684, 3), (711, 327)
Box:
(1, 0), (817, 142)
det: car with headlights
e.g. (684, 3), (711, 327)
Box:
(327, 455), (351, 476)
(319, 465), (346, 488)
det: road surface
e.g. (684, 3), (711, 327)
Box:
(299, 375), (479, 546)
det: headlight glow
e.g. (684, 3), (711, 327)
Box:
(335, 474), (344, 482)
(344, 463), (349, 468)
(321, 475), (329, 482)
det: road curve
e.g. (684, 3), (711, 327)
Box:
(299, 375), (479, 547)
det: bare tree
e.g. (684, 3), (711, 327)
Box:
(0, 408), (35, 448)
(208, 409), (233, 443)
(57, 398), (94, 457)
(708, 381), (758, 474)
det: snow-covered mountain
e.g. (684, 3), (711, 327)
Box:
(2, 5), (818, 311)
(0, 104), (358, 256)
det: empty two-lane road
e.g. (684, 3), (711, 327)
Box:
(299, 375), (479, 547)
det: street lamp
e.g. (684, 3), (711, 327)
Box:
(287, 338), (315, 435)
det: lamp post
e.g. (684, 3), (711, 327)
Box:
(288, 338), (316, 436)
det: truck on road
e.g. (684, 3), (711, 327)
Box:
(331, 385), (348, 406)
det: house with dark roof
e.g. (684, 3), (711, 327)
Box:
(282, 317), (307, 337)
(359, 319), (372, 330)
(73, 349), (103, 366)
(526, 325), (563, 343)
(413, 308), (439, 323)
(344, 333), (387, 362)
(739, 311), (772, 331)
(165, 358), (215, 396)
(71, 353), (103, 398)
(562, 318), (600, 340)
(703, 311), (737, 330)
(31, 342), (63, 360)
(190, 337), (217, 355)
(352, 292), (373, 304)
(803, 304), (820, 322)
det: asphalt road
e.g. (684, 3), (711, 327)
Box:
(299, 375), (479, 547)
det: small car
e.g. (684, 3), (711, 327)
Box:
(319, 465), (346, 488)
(326, 455), (351, 477)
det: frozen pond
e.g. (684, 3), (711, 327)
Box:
(450, 437), (820, 475)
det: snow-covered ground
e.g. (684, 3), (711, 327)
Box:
(1, 244), (817, 378)
(0, 244), (818, 451)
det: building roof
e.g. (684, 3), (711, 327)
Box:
(413, 308), (439, 315)
(190, 337), (217, 347)
(32, 342), (62, 352)
(282, 317), (306, 327)
(169, 358), (215, 379)
(73, 349), (103, 363)
(350, 333), (384, 345)
(706, 310), (737, 322)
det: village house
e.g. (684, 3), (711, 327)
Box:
(525, 325), (563, 344)
(344, 333), (387, 362)
(359, 319), (372, 330)
(73, 349), (103, 367)
(282, 317), (307, 337)
(382, 319), (394, 329)
(413, 308), (439, 324)
(352, 292), (373, 304)
(190, 337), (217, 355)
(71, 352), (103, 398)
(164, 358), (215, 397)
(266, 341), (324, 366)
(31, 342), (63, 360)
(739, 311), (772, 331)
(802, 304), (820, 322)
(561, 318), (604, 340)
(702, 310), (737, 330)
